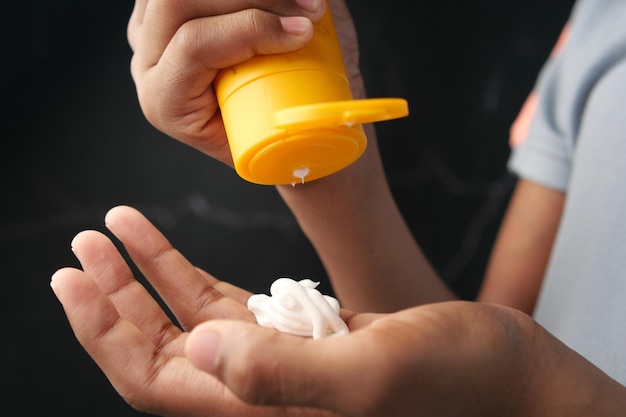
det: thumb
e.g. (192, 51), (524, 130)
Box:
(185, 319), (369, 413)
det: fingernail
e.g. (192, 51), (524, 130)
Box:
(280, 16), (312, 36)
(296, 0), (322, 13)
(50, 270), (62, 297)
(70, 237), (78, 255)
(70, 230), (89, 256)
(187, 330), (221, 374)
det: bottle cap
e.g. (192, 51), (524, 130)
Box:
(237, 98), (409, 185)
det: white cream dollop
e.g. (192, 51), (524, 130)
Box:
(247, 278), (349, 339)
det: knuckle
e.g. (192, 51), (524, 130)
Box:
(239, 9), (285, 52)
(129, 57), (160, 129)
(221, 332), (286, 406)
(227, 345), (272, 404)
(170, 20), (207, 62)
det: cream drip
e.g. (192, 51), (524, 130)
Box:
(292, 167), (310, 186)
(247, 278), (349, 339)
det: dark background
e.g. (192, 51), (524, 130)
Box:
(2, 1), (574, 415)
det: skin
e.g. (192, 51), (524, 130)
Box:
(51, 1), (626, 416)
(52, 206), (626, 417)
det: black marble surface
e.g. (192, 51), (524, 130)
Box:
(2, 1), (574, 415)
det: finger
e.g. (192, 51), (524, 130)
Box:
(50, 268), (242, 416)
(158, 11), (315, 70)
(129, 37), (233, 163)
(196, 267), (252, 306)
(139, 0), (325, 68)
(185, 318), (384, 415)
(104, 205), (254, 330)
(50, 268), (178, 393)
(127, 0), (148, 52)
(70, 230), (183, 354)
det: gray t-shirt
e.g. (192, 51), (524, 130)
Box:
(508, 0), (626, 384)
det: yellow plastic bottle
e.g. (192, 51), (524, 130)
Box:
(215, 4), (408, 185)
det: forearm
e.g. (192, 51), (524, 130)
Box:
(478, 179), (565, 314)
(520, 316), (626, 417)
(277, 125), (455, 313)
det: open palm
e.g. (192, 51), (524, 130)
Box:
(51, 205), (345, 417)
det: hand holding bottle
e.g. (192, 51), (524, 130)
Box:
(127, 0), (327, 164)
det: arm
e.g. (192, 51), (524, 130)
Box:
(277, 132), (455, 313)
(477, 179), (565, 314)
(481, 23), (570, 313)
(281, 0), (455, 312)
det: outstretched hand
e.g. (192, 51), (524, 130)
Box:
(51, 205), (347, 416)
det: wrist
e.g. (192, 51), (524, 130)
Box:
(516, 316), (626, 417)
